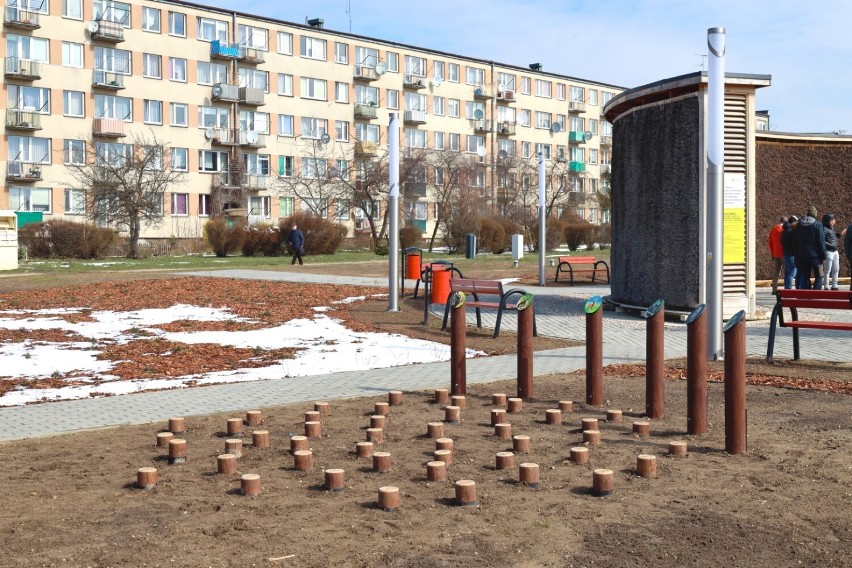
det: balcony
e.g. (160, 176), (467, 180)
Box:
(474, 119), (492, 133)
(569, 161), (587, 173)
(6, 161), (42, 182)
(92, 70), (125, 90)
(496, 121), (516, 136)
(216, 172), (267, 190)
(239, 130), (266, 148)
(4, 7), (40, 29)
(473, 87), (493, 100)
(403, 74), (426, 89)
(90, 20), (125, 42)
(211, 83), (239, 102)
(239, 87), (265, 106)
(210, 127), (238, 146)
(354, 103), (378, 119)
(568, 101), (586, 114)
(242, 47), (265, 64)
(244, 174), (267, 190)
(353, 65), (379, 82)
(6, 109), (42, 130)
(403, 110), (427, 124)
(496, 90), (516, 103)
(210, 40), (242, 60)
(600, 135), (612, 147)
(92, 117), (125, 137)
(4, 57), (40, 80)
(354, 141), (378, 156)
(568, 131), (586, 144)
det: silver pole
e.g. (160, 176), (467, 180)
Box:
(538, 152), (546, 286)
(388, 112), (400, 311)
(706, 27), (725, 359)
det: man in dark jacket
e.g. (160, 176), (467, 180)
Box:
(794, 206), (826, 289)
(780, 215), (798, 289)
(286, 224), (305, 266)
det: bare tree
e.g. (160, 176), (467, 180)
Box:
(64, 131), (185, 258)
(274, 138), (350, 219)
(425, 149), (481, 252)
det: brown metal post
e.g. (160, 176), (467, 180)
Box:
(516, 293), (534, 399)
(645, 299), (665, 419)
(450, 292), (466, 396)
(584, 296), (604, 406)
(724, 311), (747, 455)
(686, 304), (708, 435)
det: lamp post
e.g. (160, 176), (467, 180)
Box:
(388, 112), (400, 311)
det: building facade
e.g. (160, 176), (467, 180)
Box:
(3, 0), (623, 241)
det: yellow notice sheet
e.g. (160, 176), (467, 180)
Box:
(723, 173), (746, 264)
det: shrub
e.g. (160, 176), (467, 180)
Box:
(562, 211), (595, 251)
(241, 224), (282, 257)
(442, 214), (480, 254)
(18, 222), (51, 258)
(529, 217), (567, 251)
(204, 218), (246, 257)
(279, 213), (347, 255)
(596, 223), (612, 250)
(17, 220), (116, 259)
(399, 225), (423, 250)
(478, 217), (506, 254)
(374, 239), (389, 256)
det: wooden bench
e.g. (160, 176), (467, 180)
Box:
(766, 289), (852, 362)
(440, 278), (537, 338)
(554, 256), (610, 285)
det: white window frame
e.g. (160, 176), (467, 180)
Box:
(335, 42), (348, 64)
(278, 114), (294, 137)
(143, 100), (162, 125)
(63, 139), (85, 164)
(387, 89), (399, 110)
(10, 187), (51, 213)
(277, 32), (292, 55)
(93, 94), (132, 121)
(171, 147), (188, 171)
(62, 0), (83, 20)
(535, 79), (552, 98)
(142, 53), (161, 79)
(300, 117), (328, 139)
(142, 7), (160, 33)
(238, 24), (268, 50)
(61, 41), (84, 68)
(335, 82), (349, 103)
(197, 17), (228, 43)
(198, 150), (229, 172)
(7, 34), (49, 63)
(64, 188), (87, 215)
(170, 57), (187, 82)
(171, 193), (189, 216)
(170, 102), (188, 127)
(448, 63), (459, 82)
(197, 61), (227, 85)
(434, 132), (445, 150)
(466, 66), (484, 86)
(168, 11), (186, 37)
(448, 98), (460, 118)
(278, 73), (294, 96)
(62, 90), (84, 117)
(386, 52), (398, 72)
(300, 36), (327, 60)
(335, 120), (349, 142)
(198, 106), (229, 129)
(300, 77), (327, 101)
(93, 46), (130, 74)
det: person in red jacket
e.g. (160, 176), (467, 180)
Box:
(768, 216), (786, 294)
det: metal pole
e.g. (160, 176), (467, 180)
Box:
(706, 27), (726, 360)
(517, 294), (535, 399)
(387, 112), (400, 312)
(450, 292), (466, 396)
(585, 295), (603, 406)
(645, 299), (665, 419)
(537, 152), (546, 286)
(686, 304), (708, 435)
(724, 311), (747, 454)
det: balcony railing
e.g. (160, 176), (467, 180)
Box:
(90, 20), (125, 42)
(242, 47), (265, 64)
(210, 127), (238, 146)
(600, 135), (612, 147)
(354, 103), (378, 119)
(4, 57), (40, 79)
(354, 65), (380, 81)
(569, 161), (587, 173)
(6, 109), (42, 130)
(92, 117), (125, 137)
(6, 161), (42, 181)
(239, 130), (266, 148)
(244, 174), (267, 190)
(92, 70), (125, 89)
(239, 87), (265, 106)
(473, 87), (493, 100)
(403, 74), (426, 89)
(403, 110), (427, 124)
(4, 7), (40, 29)
(210, 40), (242, 60)
(354, 141), (378, 156)
(568, 101), (586, 113)
(496, 121), (516, 136)
(568, 131), (586, 143)
(474, 119), (492, 133)
(211, 83), (239, 102)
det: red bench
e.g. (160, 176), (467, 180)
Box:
(766, 289), (852, 362)
(440, 278), (537, 338)
(554, 256), (610, 285)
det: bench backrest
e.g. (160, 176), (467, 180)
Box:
(450, 278), (504, 297)
(559, 256), (598, 264)
(777, 289), (852, 310)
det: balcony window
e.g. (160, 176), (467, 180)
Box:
(9, 186), (51, 212)
(197, 17), (227, 43)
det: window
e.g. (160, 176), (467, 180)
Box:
(588, 89), (598, 106)
(335, 42), (348, 63)
(354, 46), (378, 68)
(570, 116), (584, 132)
(433, 96), (445, 116)
(10, 187), (51, 213)
(556, 84), (566, 100)
(520, 77), (531, 95)
(300, 36), (326, 60)
(497, 139), (515, 157)
(497, 106), (515, 123)
(238, 25), (268, 50)
(467, 135), (485, 154)
(335, 82), (349, 103)
(535, 111), (551, 129)
(278, 114), (294, 137)
(93, 94), (131, 121)
(279, 196), (294, 217)
(448, 99), (460, 118)
(405, 129), (426, 149)
(63, 91), (84, 117)
(535, 80), (552, 98)
(240, 110), (269, 134)
(404, 55), (426, 77)
(64, 140), (85, 164)
(334, 199), (350, 220)
(199, 194), (212, 217)
(249, 196), (271, 218)
(168, 11), (186, 37)
(466, 66), (484, 86)
(300, 77), (327, 100)
(448, 63), (459, 82)
(354, 85), (379, 106)
(9, 85), (49, 113)
(301, 158), (327, 180)
(302, 197), (329, 217)
(300, 117), (328, 139)
(355, 123), (379, 142)
(278, 157), (295, 177)
(171, 193), (188, 216)
(589, 149), (598, 165)
(93, 0), (130, 25)
(556, 114), (566, 131)
(570, 86), (585, 102)
(588, 118), (598, 135)
(62, 42), (83, 68)
(406, 93), (427, 112)
(198, 150), (229, 172)
(434, 132), (444, 150)
(278, 73), (293, 96)
(448, 133), (460, 151)
(170, 103), (187, 127)
(243, 154), (270, 176)
(142, 7), (160, 32)
(170, 58), (187, 82)
(197, 62), (227, 85)
(521, 141), (531, 158)
(433, 61), (444, 81)
(465, 101), (485, 120)
(62, 0), (83, 19)
(277, 32), (292, 55)
(94, 141), (131, 166)
(355, 200), (379, 220)
(335, 120), (349, 142)
(517, 109), (531, 127)
(65, 189), (86, 215)
(142, 53), (161, 78)
(570, 147), (584, 162)
(239, 68), (268, 91)
(386, 52), (398, 72)
(94, 46), (130, 74)
(435, 167), (444, 185)
(535, 143), (551, 160)
(7, 34), (49, 63)
(387, 89), (399, 110)
(602, 92), (615, 106)
(171, 147), (188, 171)
(198, 106), (229, 129)
(197, 17), (228, 42)
(497, 72), (516, 92)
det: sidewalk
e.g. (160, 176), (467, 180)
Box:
(1, 269), (849, 442)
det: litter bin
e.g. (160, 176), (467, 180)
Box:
(404, 247), (422, 280)
(430, 262), (453, 304)
(465, 233), (477, 259)
(0, 210), (19, 271)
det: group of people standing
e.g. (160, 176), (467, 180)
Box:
(769, 205), (852, 292)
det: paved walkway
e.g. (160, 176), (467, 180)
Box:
(1, 269), (849, 442)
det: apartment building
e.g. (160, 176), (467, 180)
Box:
(2, 0), (623, 241)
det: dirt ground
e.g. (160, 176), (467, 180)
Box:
(1, 274), (851, 567)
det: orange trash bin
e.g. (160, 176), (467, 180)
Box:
(406, 254), (422, 280)
(431, 266), (452, 304)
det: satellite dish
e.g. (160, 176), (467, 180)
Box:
(327, 167), (338, 178)
(550, 123), (562, 133)
(473, 109), (484, 120)
(246, 130), (259, 144)
(432, 76), (443, 87)
(497, 149), (508, 160)
(476, 146), (486, 157)
(205, 127), (215, 139)
(584, 130), (593, 141)
(375, 61), (388, 75)
(320, 133), (331, 144)
(87, 21), (100, 33)
(211, 85), (223, 98)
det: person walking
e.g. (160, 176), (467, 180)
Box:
(768, 216), (785, 294)
(793, 205), (826, 290)
(286, 223), (305, 266)
(821, 213), (840, 290)
(780, 215), (798, 289)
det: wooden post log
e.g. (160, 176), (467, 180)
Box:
(388, 390), (403, 406)
(226, 418), (244, 437)
(581, 418), (599, 432)
(370, 415), (386, 430)
(427, 460), (447, 481)
(495, 423), (512, 439)
(372, 451), (391, 473)
(517, 303), (534, 399)
(136, 467), (157, 490)
(366, 428), (384, 444)
(289, 435), (308, 454)
(512, 434), (530, 453)
(546, 409), (562, 425)
(451, 395), (467, 410)
(168, 439), (187, 464)
(606, 409), (623, 423)
(433, 449), (453, 465)
(507, 398), (523, 413)
(304, 421), (322, 438)
(374, 401), (390, 416)
(519, 463), (540, 489)
(454, 480), (477, 506)
(427, 422), (445, 438)
(434, 388), (450, 404)
(324, 468), (345, 492)
(570, 446), (589, 464)
(495, 451), (515, 470)
(583, 430), (601, 446)
(492, 393), (507, 407)
(450, 297), (467, 395)
(724, 312), (748, 455)
(592, 468), (614, 496)
(225, 438), (242, 458)
(156, 432), (173, 448)
(245, 410), (262, 426)
(168, 417), (185, 434)
(304, 410), (321, 424)
(217, 454), (237, 475)
(633, 421), (650, 436)
(378, 486), (400, 512)
(240, 473), (261, 496)
(646, 302), (666, 419)
(586, 301), (604, 405)
(356, 441), (374, 458)
(687, 306), (708, 435)
(435, 438), (453, 452)
(559, 400), (574, 413)
(444, 406), (461, 424)
(314, 401), (330, 416)
(293, 450), (313, 471)
(252, 430), (270, 450)
(637, 454), (657, 477)
(490, 409), (507, 426)
(669, 441), (688, 456)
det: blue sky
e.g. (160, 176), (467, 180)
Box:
(203, 0), (851, 134)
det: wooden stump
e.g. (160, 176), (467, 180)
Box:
(374, 401), (390, 416)
(495, 423), (512, 440)
(245, 410), (262, 426)
(225, 438), (242, 458)
(606, 409), (623, 423)
(217, 453), (237, 475)
(633, 421), (651, 436)
(490, 409), (507, 426)
(427, 422), (444, 439)
(289, 435), (308, 455)
(492, 393), (507, 407)
(324, 468), (345, 492)
(495, 451), (515, 470)
(388, 390), (403, 406)
(252, 430), (269, 450)
(444, 406), (461, 424)
(427, 460), (447, 481)
(451, 395), (467, 410)
(314, 401), (330, 416)
(226, 418), (244, 437)
(434, 388), (450, 405)
(366, 428), (384, 444)
(546, 409), (562, 425)
(304, 421), (322, 438)
(570, 446), (589, 464)
(507, 398), (523, 413)
(378, 486), (400, 511)
(433, 449), (453, 465)
(669, 441), (688, 456)
(454, 480), (477, 506)
(136, 467), (157, 490)
(241, 473), (261, 496)
(581, 418), (599, 432)
(168, 417), (185, 434)
(293, 450), (313, 471)
(372, 452), (391, 473)
(519, 463), (540, 489)
(583, 430), (601, 446)
(592, 468), (614, 496)
(304, 410), (321, 424)
(168, 439), (187, 464)
(156, 432), (173, 448)
(512, 435), (530, 453)
(558, 400), (574, 413)
(637, 454), (657, 477)
(370, 415), (386, 430)
(435, 438), (453, 452)
(356, 441), (374, 458)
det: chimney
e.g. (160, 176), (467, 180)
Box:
(307, 18), (324, 29)
(529, 63), (542, 71)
